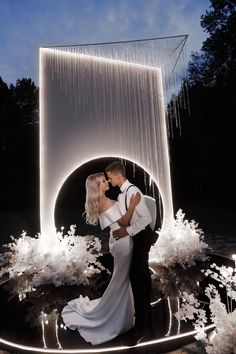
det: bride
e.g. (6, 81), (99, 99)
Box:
(61, 172), (141, 345)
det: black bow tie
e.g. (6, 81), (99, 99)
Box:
(118, 187), (123, 194)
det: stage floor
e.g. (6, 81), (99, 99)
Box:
(0, 253), (233, 354)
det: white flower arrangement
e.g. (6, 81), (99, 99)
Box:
(0, 225), (104, 300)
(176, 263), (236, 354)
(149, 209), (209, 268)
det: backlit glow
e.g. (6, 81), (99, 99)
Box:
(42, 47), (161, 71)
(41, 311), (47, 349)
(0, 324), (216, 353)
(166, 296), (172, 337)
(39, 45), (174, 240)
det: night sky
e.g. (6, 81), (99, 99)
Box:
(0, 0), (210, 85)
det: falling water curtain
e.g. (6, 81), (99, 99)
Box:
(39, 36), (188, 237)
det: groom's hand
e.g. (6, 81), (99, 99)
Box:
(113, 227), (129, 240)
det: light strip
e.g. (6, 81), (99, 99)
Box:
(150, 298), (162, 306)
(39, 47), (45, 235)
(0, 324), (215, 353)
(40, 47), (161, 72)
(47, 153), (167, 236)
(177, 297), (181, 335)
(41, 311), (47, 349)
(165, 296), (172, 336)
(55, 315), (62, 349)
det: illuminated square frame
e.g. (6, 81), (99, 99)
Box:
(39, 46), (176, 235)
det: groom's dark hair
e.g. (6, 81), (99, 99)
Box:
(105, 161), (126, 177)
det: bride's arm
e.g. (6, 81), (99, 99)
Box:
(117, 193), (141, 227)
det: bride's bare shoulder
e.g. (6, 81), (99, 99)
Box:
(98, 197), (115, 214)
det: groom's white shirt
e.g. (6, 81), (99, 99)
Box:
(118, 179), (152, 236)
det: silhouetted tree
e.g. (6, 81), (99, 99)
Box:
(11, 78), (39, 126)
(189, 0), (236, 87)
(169, 0), (236, 206)
(0, 77), (39, 210)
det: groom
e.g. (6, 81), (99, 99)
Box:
(105, 161), (154, 345)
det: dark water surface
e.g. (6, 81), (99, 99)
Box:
(1, 253), (231, 353)
(1, 201), (235, 257)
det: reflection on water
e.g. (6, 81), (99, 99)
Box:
(0, 253), (228, 351)
(151, 259), (208, 298)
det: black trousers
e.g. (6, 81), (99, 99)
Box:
(129, 225), (153, 332)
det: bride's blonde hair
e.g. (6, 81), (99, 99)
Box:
(84, 172), (105, 225)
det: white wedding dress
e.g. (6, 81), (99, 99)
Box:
(61, 203), (135, 345)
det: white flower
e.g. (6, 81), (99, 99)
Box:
(149, 209), (209, 268)
(0, 226), (104, 299)
(177, 262), (236, 354)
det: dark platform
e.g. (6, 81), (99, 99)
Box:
(0, 253), (232, 354)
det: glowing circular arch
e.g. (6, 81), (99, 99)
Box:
(52, 154), (165, 232)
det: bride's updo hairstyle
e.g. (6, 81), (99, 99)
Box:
(84, 172), (105, 225)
